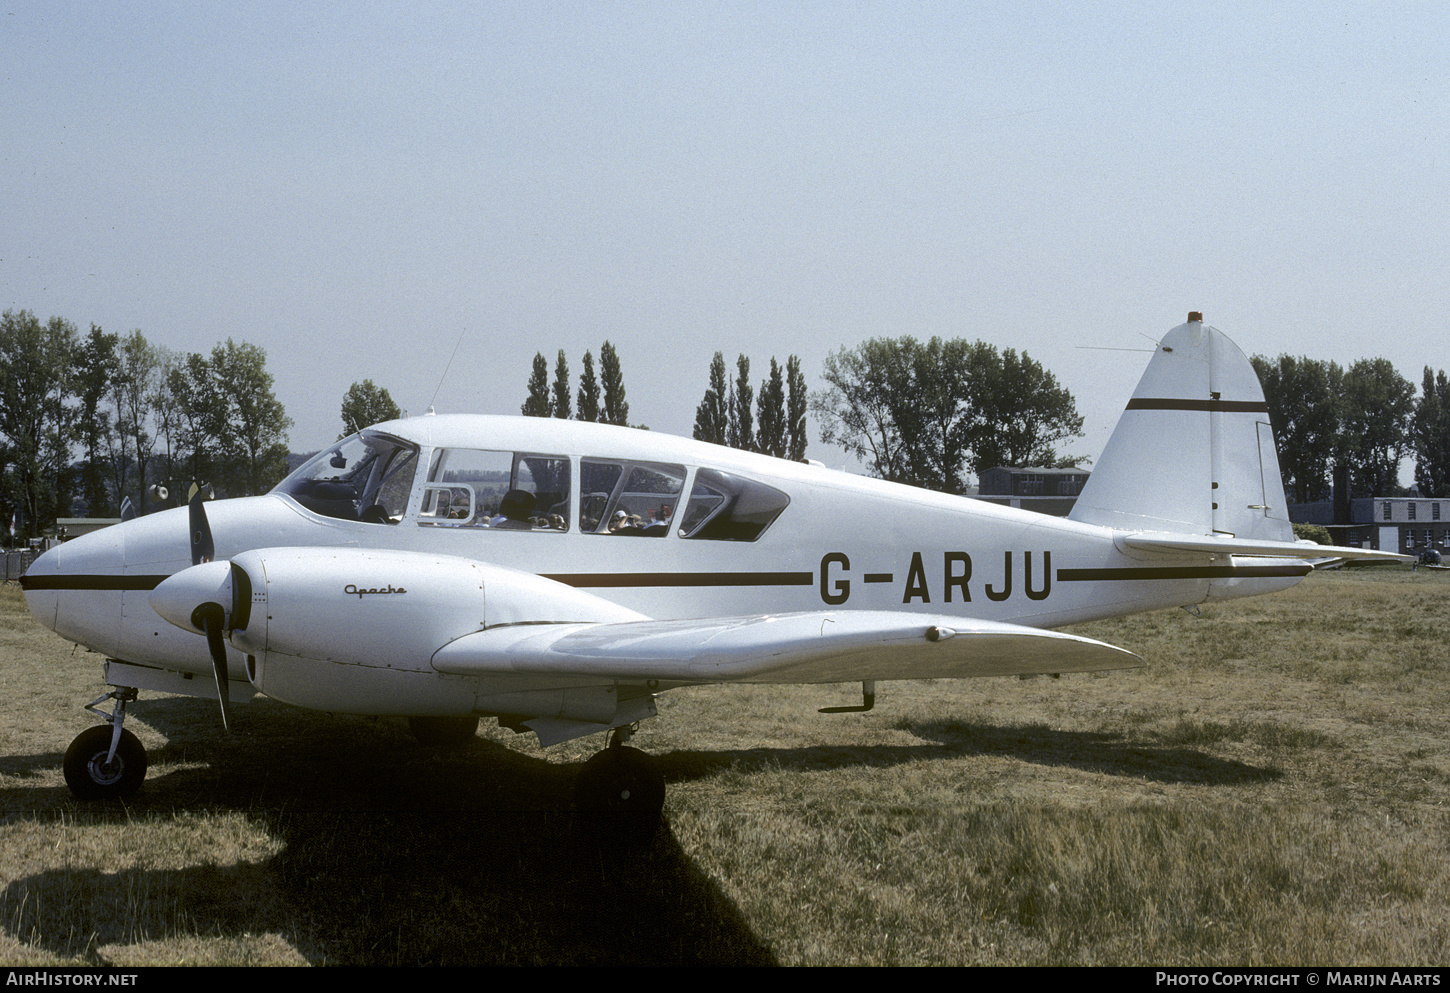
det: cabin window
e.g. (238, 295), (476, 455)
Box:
(579, 459), (684, 536)
(680, 469), (790, 542)
(420, 448), (570, 530)
(275, 432), (419, 524)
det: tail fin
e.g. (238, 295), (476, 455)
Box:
(1068, 314), (1293, 542)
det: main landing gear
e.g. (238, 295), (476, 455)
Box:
(575, 725), (666, 847)
(407, 714), (481, 748)
(63, 687), (147, 800)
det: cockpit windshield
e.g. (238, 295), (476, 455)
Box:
(274, 432), (419, 523)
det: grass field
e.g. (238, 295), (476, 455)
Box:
(0, 568), (1446, 965)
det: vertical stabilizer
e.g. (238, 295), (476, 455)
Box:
(1068, 314), (1293, 541)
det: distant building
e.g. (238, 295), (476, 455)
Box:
(54, 518), (123, 540)
(1290, 497), (1450, 555)
(974, 466), (1090, 517)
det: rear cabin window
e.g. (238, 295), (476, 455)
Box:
(420, 449), (570, 531)
(680, 469), (789, 541)
(579, 459), (684, 536)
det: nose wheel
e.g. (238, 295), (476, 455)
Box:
(575, 727), (666, 846)
(64, 687), (148, 800)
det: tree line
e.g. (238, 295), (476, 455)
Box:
(692, 352), (809, 461)
(522, 342), (633, 426)
(1252, 354), (1450, 501)
(1, 309), (293, 539)
(517, 336), (1085, 491)
(29, 295), (1440, 543)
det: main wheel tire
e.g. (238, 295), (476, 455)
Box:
(576, 745), (666, 846)
(408, 715), (481, 748)
(63, 725), (147, 800)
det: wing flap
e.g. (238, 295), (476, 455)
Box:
(431, 611), (1143, 684)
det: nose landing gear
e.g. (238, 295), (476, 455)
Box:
(64, 687), (147, 799)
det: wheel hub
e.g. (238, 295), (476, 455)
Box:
(86, 752), (125, 785)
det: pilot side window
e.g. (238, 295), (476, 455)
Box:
(680, 469), (789, 542)
(275, 433), (419, 524)
(579, 459), (684, 536)
(420, 449), (570, 531)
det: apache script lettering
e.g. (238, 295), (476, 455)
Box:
(344, 584), (407, 598)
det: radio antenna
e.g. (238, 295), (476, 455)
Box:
(429, 329), (467, 412)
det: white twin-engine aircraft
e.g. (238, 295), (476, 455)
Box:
(20, 315), (1402, 835)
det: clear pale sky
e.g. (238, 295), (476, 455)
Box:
(5, 2), (1447, 475)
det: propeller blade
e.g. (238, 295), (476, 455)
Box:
(196, 603), (233, 733)
(189, 493), (215, 565)
(179, 494), (231, 730)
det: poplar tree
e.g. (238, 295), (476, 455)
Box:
(730, 354), (754, 452)
(756, 357), (786, 458)
(600, 341), (629, 426)
(551, 350), (571, 419)
(693, 352), (730, 444)
(576, 350), (600, 422)
(786, 354), (808, 462)
(1414, 367), (1450, 498)
(521, 352), (551, 417)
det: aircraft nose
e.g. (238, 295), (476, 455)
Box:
(19, 524), (127, 640)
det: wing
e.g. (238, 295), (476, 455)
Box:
(431, 611), (1143, 684)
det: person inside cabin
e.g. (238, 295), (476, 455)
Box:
(449, 488), (471, 519)
(640, 503), (671, 536)
(490, 489), (537, 530)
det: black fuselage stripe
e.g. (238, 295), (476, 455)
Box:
(541, 572), (815, 588)
(18, 575), (168, 592)
(1124, 398), (1269, 413)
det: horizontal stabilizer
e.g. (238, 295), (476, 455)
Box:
(431, 611), (1143, 684)
(1119, 533), (1414, 563)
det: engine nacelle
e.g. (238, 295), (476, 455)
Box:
(153, 546), (644, 715)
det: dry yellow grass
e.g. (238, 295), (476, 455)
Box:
(0, 568), (1446, 964)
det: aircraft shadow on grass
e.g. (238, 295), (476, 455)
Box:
(0, 693), (1276, 964)
(0, 696), (775, 966)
